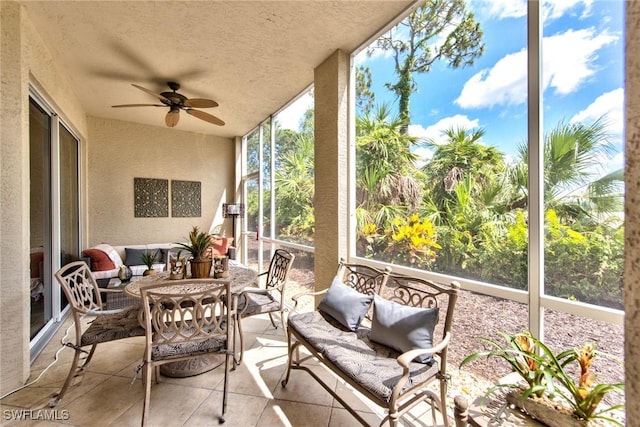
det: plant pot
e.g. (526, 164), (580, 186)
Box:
(506, 390), (588, 427)
(190, 259), (212, 278)
(143, 269), (156, 276)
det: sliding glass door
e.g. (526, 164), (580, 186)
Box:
(29, 93), (80, 354)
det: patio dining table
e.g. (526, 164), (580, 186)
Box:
(124, 262), (258, 377)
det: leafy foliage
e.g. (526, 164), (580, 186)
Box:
(370, 0), (484, 128)
(461, 332), (625, 425)
(174, 226), (212, 261)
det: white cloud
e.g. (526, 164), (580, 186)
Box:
(570, 88), (623, 138)
(456, 27), (618, 109)
(472, 0), (527, 19)
(408, 114), (481, 143)
(413, 146), (434, 168)
(544, 28), (617, 95)
(544, 0), (593, 20)
(275, 92), (313, 131)
(472, 0), (591, 20)
(455, 49), (527, 109)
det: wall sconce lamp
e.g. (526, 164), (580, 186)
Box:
(223, 203), (244, 240)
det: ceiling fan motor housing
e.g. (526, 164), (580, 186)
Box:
(161, 94), (187, 106)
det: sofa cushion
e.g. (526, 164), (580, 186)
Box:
(370, 294), (439, 364)
(288, 311), (438, 403)
(124, 247), (162, 266)
(317, 276), (373, 331)
(82, 248), (116, 271)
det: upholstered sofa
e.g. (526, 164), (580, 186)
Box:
(82, 237), (235, 284)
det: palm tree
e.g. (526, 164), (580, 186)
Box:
(421, 126), (506, 220)
(356, 104), (424, 230)
(275, 132), (315, 242)
(512, 117), (621, 223)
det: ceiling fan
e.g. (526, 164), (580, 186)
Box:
(112, 82), (225, 127)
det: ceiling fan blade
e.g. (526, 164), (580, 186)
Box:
(112, 103), (165, 108)
(165, 110), (180, 127)
(186, 109), (225, 126)
(132, 84), (171, 103)
(184, 98), (219, 108)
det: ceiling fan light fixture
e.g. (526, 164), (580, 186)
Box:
(113, 82), (224, 128)
(165, 109), (180, 127)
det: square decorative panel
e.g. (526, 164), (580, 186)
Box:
(171, 180), (201, 217)
(134, 178), (169, 217)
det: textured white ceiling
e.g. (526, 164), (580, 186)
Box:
(22, 1), (415, 138)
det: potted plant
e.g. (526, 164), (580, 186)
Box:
(140, 250), (158, 276)
(460, 331), (624, 426)
(174, 226), (213, 278)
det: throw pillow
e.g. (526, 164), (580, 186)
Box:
(210, 236), (234, 256)
(93, 243), (123, 269)
(317, 276), (374, 331)
(124, 248), (161, 266)
(370, 294), (439, 364)
(82, 248), (116, 271)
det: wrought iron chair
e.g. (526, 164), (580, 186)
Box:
(235, 248), (295, 365)
(139, 278), (235, 425)
(49, 261), (145, 408)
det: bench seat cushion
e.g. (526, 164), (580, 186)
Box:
(288, 311), (439, 402)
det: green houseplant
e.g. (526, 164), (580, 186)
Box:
(140, 250), (158, 276)
(460, 331), (624, 426)
(174, 226), (213, 278)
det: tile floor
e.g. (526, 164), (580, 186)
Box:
(1, 313), (449, 427)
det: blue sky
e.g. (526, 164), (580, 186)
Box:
(357, 0), (624, 173)
(277, 1), (624, 176)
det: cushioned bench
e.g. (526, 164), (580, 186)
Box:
(282, 260), (460, 427)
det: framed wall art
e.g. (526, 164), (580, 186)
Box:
(134, 178), (169, 217)
(171, 180), (201, 217)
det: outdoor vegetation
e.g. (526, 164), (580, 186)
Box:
(245, 0), (624, 309)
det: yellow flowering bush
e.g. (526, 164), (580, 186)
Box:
(388, 214), (441, 266)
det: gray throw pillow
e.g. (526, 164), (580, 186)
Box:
(317, 276), (374, 331)
(370, 294), (439, 364)
(124, 248), (161, 266)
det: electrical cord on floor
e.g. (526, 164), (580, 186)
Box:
(0, 319), (75, 401)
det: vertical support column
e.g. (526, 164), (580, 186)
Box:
(527, 0), (544, 340)
(313, 49), (350, 294)
(0, 1), (30, 394)
(625, 1), (640, 421)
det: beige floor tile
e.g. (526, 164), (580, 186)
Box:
(328, 406), (382, 426)
(110, 382), (211, 427)
(18, 307), (461, 427)
(185, 390), (268, 426)
(273, 364), (337, 407)
(59, 375), (143, 425)
(331, 380), (379, 414)
(256, 399), (332, 427)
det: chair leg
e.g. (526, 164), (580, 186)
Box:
(235, 315), (245, 366)
(440, 376), (450, 427)
(279, 310), (288, 337)
(281, 328), (298, 387)
(219, 352), (230, 424)
(141, 362), (152, 427)
(49, 343), (96, 408)
(268, 312), (278, 329)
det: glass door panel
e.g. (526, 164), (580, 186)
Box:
(29, 99), (52, 339)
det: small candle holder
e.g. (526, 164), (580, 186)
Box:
(213, 255), (229, 278)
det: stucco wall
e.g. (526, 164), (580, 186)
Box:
(624, 1), (640, 421)
(1, 1), (88, 393)
(313, 49), (350, 294)
(86, 117), (235, 247)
